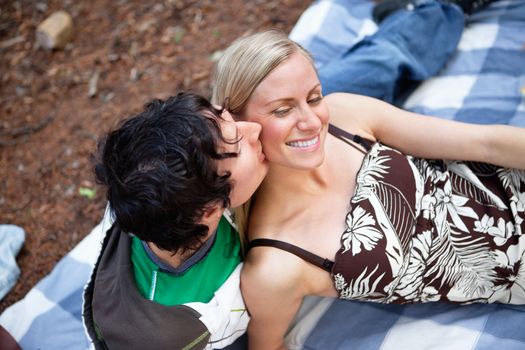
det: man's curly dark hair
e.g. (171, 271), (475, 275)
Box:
(94, 92), (238, 253)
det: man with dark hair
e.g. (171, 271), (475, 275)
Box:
(82, 92), (268, 350)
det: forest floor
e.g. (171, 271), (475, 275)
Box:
(0, 0), (310, 313)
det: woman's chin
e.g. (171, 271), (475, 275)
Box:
(279, 155), (325, 171)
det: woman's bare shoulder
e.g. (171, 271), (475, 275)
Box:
(325, 93), (376, 139)
(242, 242), (307, 297)
(325, 92), (367, 111)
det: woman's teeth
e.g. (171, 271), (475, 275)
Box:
(286, 136), (318, 148)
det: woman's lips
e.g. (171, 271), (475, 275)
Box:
(286, 135), (319, 148)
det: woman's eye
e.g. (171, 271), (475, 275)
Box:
(273, 108), (292, 117)
(308, 96), (323, 105)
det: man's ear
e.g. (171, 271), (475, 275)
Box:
(200, 204), (225, 236)
(200, 204), (224, 226)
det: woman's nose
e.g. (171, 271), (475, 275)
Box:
(297, 106), (321, 131)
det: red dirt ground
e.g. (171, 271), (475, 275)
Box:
(0, 0), (310, 313)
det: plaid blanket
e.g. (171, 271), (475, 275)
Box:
(1, 1), (524, 349)
(290, 0), (525, 126)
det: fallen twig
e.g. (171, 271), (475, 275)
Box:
(0, 113), (56, 146)
(0, 113), (56, 137)
(0, 35), (25, 49)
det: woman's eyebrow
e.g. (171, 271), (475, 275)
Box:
(308, 83), (322, 94)
(263, 83), (322, 106)
(263, 97), (294, 106)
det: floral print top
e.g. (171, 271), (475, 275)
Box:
(333, 141), (525, 305)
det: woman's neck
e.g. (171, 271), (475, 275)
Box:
(251, 159), (332, 226)
(251, 134), (351, 217)
(262, 156), (333, 195)
(248, 162), (333, 239)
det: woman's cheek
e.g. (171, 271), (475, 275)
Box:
(260, 127), (280, 153)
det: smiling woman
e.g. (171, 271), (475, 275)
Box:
(242, 53), (329, 170)
(212, 25), (525, 350)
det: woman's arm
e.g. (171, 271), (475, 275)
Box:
(326, 93), (525, 169)
(241, 250), (306, 350)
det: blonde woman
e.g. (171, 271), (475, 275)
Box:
(211, 6), (523, 350)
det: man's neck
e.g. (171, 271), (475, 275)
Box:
(146, 242), (189, 268)
(146, 218), (221, 269)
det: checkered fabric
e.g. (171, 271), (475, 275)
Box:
(290, 0), (525, 127)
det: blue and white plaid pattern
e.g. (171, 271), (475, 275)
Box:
(290, 0), (525, 127)
(0, 217), (105, 350)
(1, 1), (524, 349)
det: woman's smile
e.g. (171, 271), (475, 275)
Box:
(285, 135), (320, 150)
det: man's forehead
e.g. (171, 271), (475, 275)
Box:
(220, 118), (237, 138)
(216, 119), (240, 155)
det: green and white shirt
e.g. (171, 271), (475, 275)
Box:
(131, 216), (242, 305)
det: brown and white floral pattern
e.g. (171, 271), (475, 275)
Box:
(333, 143), (525, 305)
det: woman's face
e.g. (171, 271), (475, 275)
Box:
(242, 52), (330, 170)
(216, 109), (269, 208)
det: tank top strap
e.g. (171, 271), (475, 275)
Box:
(247, 238), (334, 272)
(328, 124), (374, 154)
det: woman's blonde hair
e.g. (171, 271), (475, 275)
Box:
(212, 30), (314, 242)
(211, 29), (313, 115)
